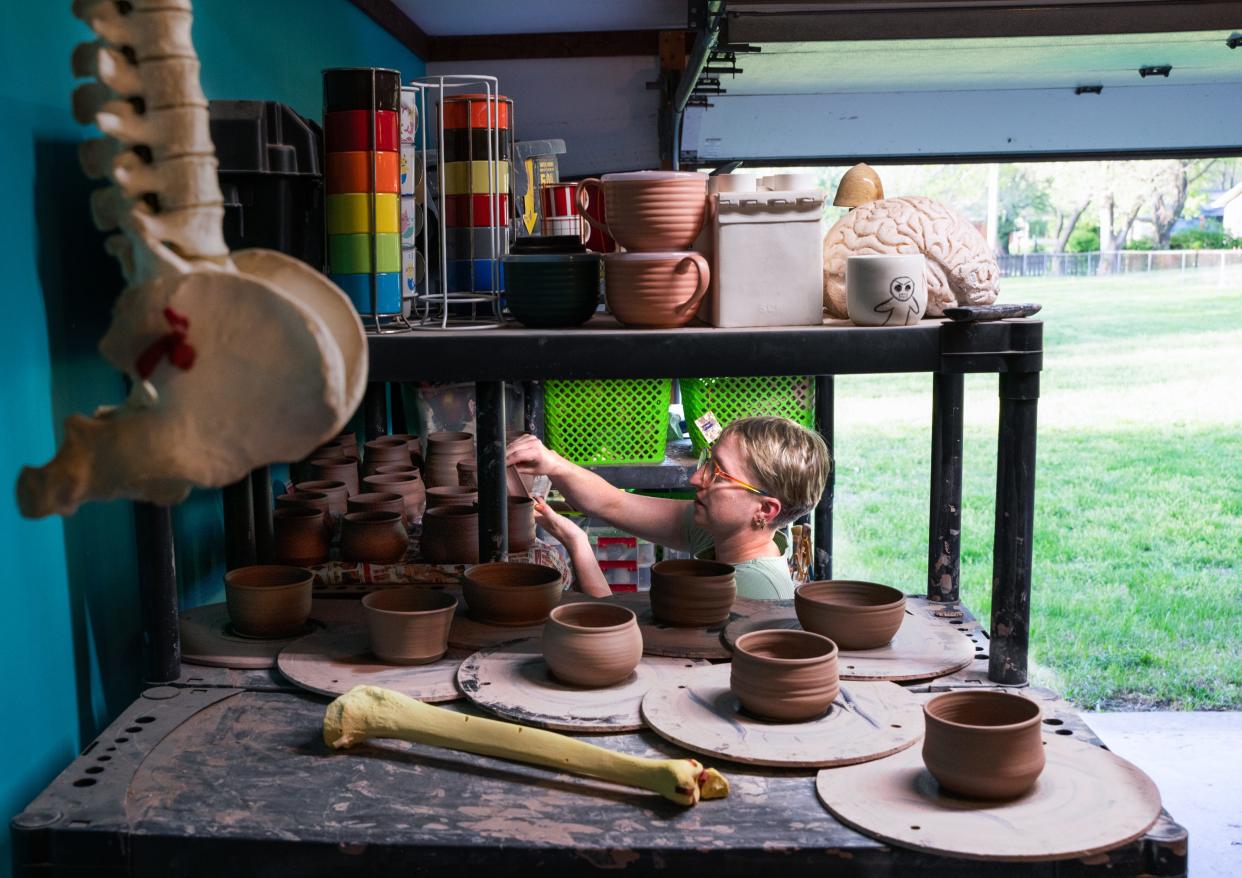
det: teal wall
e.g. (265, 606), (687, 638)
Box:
(0, 2), (422, 873)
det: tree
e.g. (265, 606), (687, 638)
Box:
(1150, 159), (1217, 248)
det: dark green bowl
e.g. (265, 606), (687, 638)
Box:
(502, 254), (602, 328)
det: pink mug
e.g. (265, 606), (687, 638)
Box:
(603, 251), (710, 328)
(577, 171), (707, 252)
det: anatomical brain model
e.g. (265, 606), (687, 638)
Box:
(17, 0), (367, 518)
(822, 164), (1000, 319)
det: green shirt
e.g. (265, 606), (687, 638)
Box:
(680, 507), (795, 600)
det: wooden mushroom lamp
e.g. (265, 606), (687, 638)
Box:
(324, 685), (730, 806)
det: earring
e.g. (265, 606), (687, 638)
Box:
(752, 517), (766, 529)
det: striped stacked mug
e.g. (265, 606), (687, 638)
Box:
(323, 67), (402, 316)
(441, 93), (513, 296)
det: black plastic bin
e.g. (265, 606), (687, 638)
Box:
(209, 100), (325, 269)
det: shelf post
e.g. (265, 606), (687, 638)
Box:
(134, 501), (180, 683)
(814, 375), (834, 580)
(928, 372), (964, 601)
(989, 369), (1040, 684)
(476, 380), (508, 562)
(222, 475), (256, 570)
(363, 382), (388, 441)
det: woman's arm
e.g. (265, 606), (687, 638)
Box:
(509, 435), (691, 551)
(533, 498), (611, 598)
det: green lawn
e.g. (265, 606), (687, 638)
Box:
(831, 266), (1242, 710)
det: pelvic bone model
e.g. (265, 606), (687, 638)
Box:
(823, 166), (1000, 319)
(17, 0), (366, 518)
(325, 685), (730, 806)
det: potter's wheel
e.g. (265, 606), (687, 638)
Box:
(277, 624), (465, 703)
(457, 639), (709, 732)
(608, 592), (771, 660)
(180, 600), (359, 669)
(722, 597), (976, 682)
(815, 735), (1162, 861)
(640, 663), (923, 768)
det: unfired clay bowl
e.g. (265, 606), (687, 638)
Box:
(462, 561), (562, 626)
(420, 505), (479, 564)
(347, 492), (406, 521)
(794, 580), (906, 650)
(543, 602), (642, 688)
(340, 510), (409, 563)
(730, 629), (839, 722)
(275, 490), (331, 530)
(425, 431), (474, 488)
(224, 565), (313, 639)
(922, 690), (1045, 799)
(309, 455), (360, 496)
(507, 496), (535, 553)
(362, 588), (458, 665)
(649, 559), (736, 627)
(426, 485), (479, 509)
(363, 436), (413, 475)
(295, 480), (348, 519)
(362, 472), (425, 523)
(272, 506), (329, 567)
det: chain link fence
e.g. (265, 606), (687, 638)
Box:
(997, 249), (1242, 278)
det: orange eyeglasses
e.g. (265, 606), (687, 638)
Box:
(695, 447), (771, 497)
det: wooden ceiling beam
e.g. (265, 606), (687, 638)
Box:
(349, 0), (429, 58)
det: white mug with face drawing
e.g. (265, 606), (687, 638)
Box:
(845, 253), (928, 327)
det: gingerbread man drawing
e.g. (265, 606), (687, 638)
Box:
(873, 275), (923, 326)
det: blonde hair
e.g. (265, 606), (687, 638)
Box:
(720, 416), (831, 527)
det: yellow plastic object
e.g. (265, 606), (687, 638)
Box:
(324, 685), (730, 806)
(327, 193), (400, 235)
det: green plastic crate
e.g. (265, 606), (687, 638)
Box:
(681, 376), (816, 453)
(545, 378), (672, 465)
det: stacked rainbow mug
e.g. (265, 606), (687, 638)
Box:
(442, 92), (513, 295)
(323, 68), (402, 317)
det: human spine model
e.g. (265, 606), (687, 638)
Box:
(17, 0), (366, 518)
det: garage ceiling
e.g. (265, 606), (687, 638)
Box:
(724, 31), (1242, 95)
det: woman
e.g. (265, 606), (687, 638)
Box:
(507, 416), (831, 600)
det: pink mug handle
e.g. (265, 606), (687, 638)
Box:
(674, 252), (711, 317)
(576, 178), (609, 240)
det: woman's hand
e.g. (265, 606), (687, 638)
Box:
(532, 497), (583, 547)
(534, 497), (612, 598)
(506, 434), (567, 480)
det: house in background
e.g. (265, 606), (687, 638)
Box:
(1205, 182), (1242, 236)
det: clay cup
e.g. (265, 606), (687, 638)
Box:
(272, 505), (330, 566)
(604, 251), (710, 329)
(730, 629), (840, 722)
(362, 588), (458, 665)
(224, 565), (313, 639)
(420, 505), (480, 564)
(543, 602), (642, 687)
(507, 495), (536, 553)
(649, 559), (736, 627)
(577, 171), (708, 251)
(340, 510), (409, 563)
(462, 561), (562, 626)
(794, 580), (906, 650)
(923, 690), (1045, 799)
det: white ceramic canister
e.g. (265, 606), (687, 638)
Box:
(846, 253), (928, 327)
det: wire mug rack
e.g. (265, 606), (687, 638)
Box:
(403, 75), (513, 330)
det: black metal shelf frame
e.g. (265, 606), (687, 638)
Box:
(364, 316), (1043, 685)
